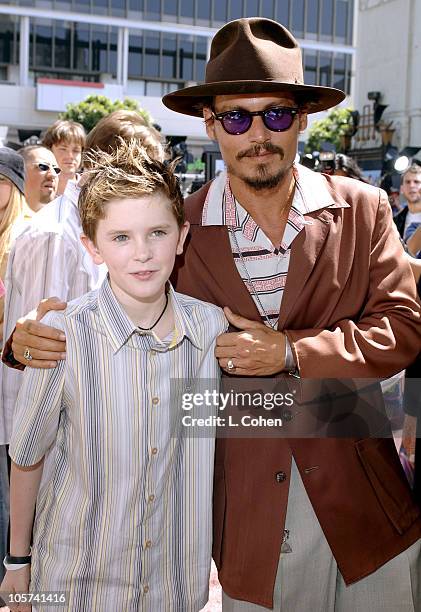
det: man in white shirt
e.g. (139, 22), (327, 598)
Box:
(394, 164), (421, 255)
(18, 146), (60, 213)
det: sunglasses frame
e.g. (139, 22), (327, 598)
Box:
(211, 105), (300, 135)
(35, 162), (61, 175)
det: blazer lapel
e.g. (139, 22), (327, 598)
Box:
(187, 225), (261, 321)
(278, 208), (333, 329)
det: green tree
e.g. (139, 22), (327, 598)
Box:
(60, 95), (152, 133)
(305, 107), (354, 153)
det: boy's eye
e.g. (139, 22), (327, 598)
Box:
(151, 230), (166, 238)
(114, 234), (129, 242)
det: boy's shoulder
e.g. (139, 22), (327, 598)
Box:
(173, 290), (227, 332)
(40, 289), (100, 330)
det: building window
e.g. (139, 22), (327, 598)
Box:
(197, 0), (211, 24)
(73, 23), (90, 71)
(276, 0), (290, 28)
(229, 0), (244, 21)
(335, 0), (348, 43)
(304, 49), (317, 85)
(306, 0), (319, 39)
(161, 32), (177, 79)
(333, 52), (346, 90)
(319, 51), (332, 86)
(0, 18), (15, 65)
(163, 0), (177, 21)
(195, 37), (207, 82)
(213, 0), (227, 23)
(178, 33), (193, 81)
(145, 0), (161, 20)
(321, 0), (334, 39)
(292, 0), (304, 37)
(34, 21), (53, 68)
(261, 0), (275, 19)
(180, 0), (194, 24)
(144, 31), (160, 77)
(129, 32), (143, 78)
(91, 26), (109, 72)
(54, 21), (72, 69)
(245, 0), (259, 17)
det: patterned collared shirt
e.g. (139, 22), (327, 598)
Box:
(203, 164), (349, 328)
(10, 277), (227, 611)
(1, 180), (107, 444)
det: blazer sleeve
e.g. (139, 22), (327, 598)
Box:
(286, 191), (421, 378)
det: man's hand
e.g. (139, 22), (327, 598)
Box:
(215, 307), (286, 376)
(12, 297), (67, 369)
(0, 565), (31, 611)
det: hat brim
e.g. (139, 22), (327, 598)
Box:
(163, 81), (346, 117)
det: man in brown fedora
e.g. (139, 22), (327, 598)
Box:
(4, 17), (421, 611)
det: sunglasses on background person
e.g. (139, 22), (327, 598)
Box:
(211, 105), (299, 135)
(34, 162), (62, 175)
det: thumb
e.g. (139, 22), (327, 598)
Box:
(36, 297), (67, 321)
(223, 306), (264, 330)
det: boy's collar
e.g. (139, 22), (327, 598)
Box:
(97, 276), (202, 353)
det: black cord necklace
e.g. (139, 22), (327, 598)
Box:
(137, 293), (169, 331)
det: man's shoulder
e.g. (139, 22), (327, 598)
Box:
(184, 181), (212, 224)
(12, 196), (81, 250)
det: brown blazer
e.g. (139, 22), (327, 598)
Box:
(172, 173), (421, 608)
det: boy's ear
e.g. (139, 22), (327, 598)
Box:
(176, 221), (190, 256)
(80, 234), (104, 265)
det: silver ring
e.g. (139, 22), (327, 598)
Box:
(227, 358), (235, 371)
(23, 347), (33, 361)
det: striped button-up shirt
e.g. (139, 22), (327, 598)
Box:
(1, 181), (107, 444)
(203, 164), (349, 328)
(10, 278), (227, 611)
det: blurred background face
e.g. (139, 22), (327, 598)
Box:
(401, 171), (421, 206)
(0, 175), (12, 215)
(51, 141), (82, 176)
(25, 147), (59, 210)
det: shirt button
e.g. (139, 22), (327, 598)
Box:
(145, 540), (152, 548)
(143, 585), (149, 594)
(275, 471), (287, 483)
(152, 397), (159, 405)
(148, 494), (155, 502)
(151, 448), (158, 455)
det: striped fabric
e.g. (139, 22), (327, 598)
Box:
(203, 164), (349, 328)
(10, 277), (227, 612)
(1, 180), (107, 444)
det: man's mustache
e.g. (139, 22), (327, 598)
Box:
(236, 143), (284, 160)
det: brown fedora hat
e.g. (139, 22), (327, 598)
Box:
(163, 18), (346, 117)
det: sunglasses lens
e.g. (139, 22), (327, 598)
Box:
(221, 111), (252, 135)
(264, 108), (295, 132)
(38, 163), (49, 171)
(54, 167), (61, 175)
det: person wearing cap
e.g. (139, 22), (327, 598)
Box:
(3, 18), (421, 610)
(0, 147), (31, 580)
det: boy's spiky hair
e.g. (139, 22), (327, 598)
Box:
(78, 138), (184, 241)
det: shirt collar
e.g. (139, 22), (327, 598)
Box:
(202, 163), (350, 227)
(97, 276), (202, 354)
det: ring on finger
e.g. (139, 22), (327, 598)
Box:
(227, 358), (236, 371)
(23, 347), (33, 361)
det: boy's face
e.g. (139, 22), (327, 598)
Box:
(51, 141), (82, 175)
(82, 193), (189, 308)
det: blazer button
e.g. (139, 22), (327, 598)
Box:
(275, 471), (287, 483)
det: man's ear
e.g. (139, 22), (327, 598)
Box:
(176, 221), (190, 256)
(203, 107), (217, 141)
(80, 234), (104, 265)
(298, 112), (308, 133)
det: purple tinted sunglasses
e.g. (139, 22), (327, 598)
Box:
(211, 105), (299, 135)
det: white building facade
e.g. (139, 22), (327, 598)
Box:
(354, 0), (421, 152)
(0, 0), (356, 153)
